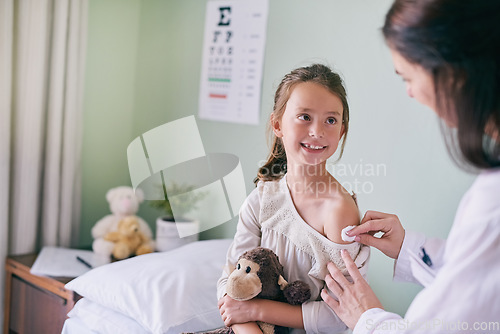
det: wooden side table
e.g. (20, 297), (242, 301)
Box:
(3, 254), (80, 334)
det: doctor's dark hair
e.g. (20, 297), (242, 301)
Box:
(254, 64), (349, 185)
(383, 0), (500, 169)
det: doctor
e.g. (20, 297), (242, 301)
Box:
(321, 0), (500, 333)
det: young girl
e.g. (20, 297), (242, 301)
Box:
(217, 64), (370, 334)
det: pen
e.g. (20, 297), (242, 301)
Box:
(76, 256), (93, 269)
(421, 248), (433, 267)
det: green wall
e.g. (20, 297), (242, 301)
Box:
(80, 0), (141, 245)
(81, 0), (476, 316)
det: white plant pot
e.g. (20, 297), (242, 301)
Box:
(155, 217), (199, 252)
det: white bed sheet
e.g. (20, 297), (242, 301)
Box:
(62, 316), (97, 334)
(64, 298), (150, 334)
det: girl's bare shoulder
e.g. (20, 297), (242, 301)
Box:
(322, 181), (360, 244)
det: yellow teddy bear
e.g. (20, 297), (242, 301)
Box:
(104, 216), (153, 260)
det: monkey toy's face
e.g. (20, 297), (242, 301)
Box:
(226, 258), (262, 301)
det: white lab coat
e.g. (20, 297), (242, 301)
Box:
(353, 168), (500, 334)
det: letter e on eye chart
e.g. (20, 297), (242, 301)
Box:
(198, 0), (269, 125)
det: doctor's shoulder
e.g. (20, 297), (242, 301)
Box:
(461, 169), (500, 223)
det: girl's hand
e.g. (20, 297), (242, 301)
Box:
(347, 210), (405, 259)
(321, 250), (383, 329)
(218, 295), (256, 327)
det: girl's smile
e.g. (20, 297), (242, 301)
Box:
(300, 143), (327, 152)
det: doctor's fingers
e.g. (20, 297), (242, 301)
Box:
(326, 262), (351, 288)
(351, 217), (405, 258)
(340, 249), (365, 283)
(321, 288), (340, 313)
(359, 212), (402, 233)
(346, 219), (391, 240)
(324, 271), (344, 299)
(360, 210), (394, 224)
(357, 230), (404, 260)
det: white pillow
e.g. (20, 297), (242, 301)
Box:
(66, 298), (149, 334)
(66, 239), (231, 334)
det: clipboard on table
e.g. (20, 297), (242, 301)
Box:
(30, 246), (110, 278)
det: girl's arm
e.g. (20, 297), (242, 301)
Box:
(231, 322), (263, 334)
(253, 299), (304, 328)
(219, 289), (353, 332)
(219, 295), (304, 329)
(217, 189), (263, 299)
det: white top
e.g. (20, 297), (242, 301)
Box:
(217, 174), (371, 334)
(354, 168), (500, 333)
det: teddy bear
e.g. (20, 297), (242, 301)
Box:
(104, 216), (153, 260)
(197, 247), (311, 334)
(91, 186), (154, 258)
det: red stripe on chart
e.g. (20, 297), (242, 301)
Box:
(209, 93), (227, 99)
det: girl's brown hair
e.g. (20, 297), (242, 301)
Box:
(383, 0), (500, 169)
(255, 64), (350, 185)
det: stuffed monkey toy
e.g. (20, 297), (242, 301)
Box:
(196, 247), (311, 334)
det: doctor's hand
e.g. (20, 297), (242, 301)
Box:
(321, 250), (383, 329)
(347, 210), (405, 259)
(218, 294), (256, 327)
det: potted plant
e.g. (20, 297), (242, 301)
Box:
(149, 183), (207, 252)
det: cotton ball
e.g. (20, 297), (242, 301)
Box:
(341, 225), (357, 242)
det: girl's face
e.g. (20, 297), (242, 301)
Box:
(272, 81), (345, 168)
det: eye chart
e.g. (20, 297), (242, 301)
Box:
(198, 0), (269, 125)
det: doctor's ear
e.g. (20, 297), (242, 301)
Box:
(270, 113), (283, 138)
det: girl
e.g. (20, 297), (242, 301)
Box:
(217, 64), (371, 334)
(322, 0), (500, 333)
